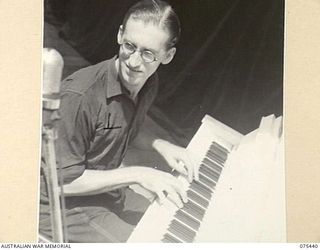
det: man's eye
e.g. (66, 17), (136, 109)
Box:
(124, 43), (135, 51)
(142, 51), (155, 61)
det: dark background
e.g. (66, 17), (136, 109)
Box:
(44, 0), (284, 143)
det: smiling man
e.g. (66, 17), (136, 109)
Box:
(39, 0), (198, 243)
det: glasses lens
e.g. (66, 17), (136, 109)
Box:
(123, 42), (135, 54)
(122, 42), (156, 63)
(142, 51), (156, 63)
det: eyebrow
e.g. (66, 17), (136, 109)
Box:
(123, 39), (159, 55)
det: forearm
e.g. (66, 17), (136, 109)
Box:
(63, 166), (141, 196)
(62, 164), (188, 208)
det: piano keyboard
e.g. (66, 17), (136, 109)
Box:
(162, 142), (229, 243)
(128, 115), (243, 242)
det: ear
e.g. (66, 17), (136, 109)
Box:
(117, 25), (124, 45)
(161, 47), (176, 65)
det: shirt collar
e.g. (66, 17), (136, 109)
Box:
(105, 56), (128, 99)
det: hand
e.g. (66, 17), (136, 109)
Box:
(153, 139), (199, 183)
(134, 167), (188, 208)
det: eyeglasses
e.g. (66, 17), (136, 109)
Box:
(121, 42), (158, 63)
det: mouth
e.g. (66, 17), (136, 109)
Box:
(125, 64), (142, 74)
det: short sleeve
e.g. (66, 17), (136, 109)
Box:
(55, 90), (94, 183)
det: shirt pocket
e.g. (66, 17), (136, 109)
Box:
(93, 112), (126, 143)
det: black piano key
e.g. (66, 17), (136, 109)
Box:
(187, 200), (206, 216)
(181, 200), (205, 221)
(199, 173), (216, 188)
(209, 143), (228, 155)
(161, 141), (229, 244)
(199, 164), (219, 182)
(206, 150), (226, 165)
(190, 181), (212, 200)
(209, 142), (229, 158)
(167, 225), (189, 243)
(162, 233), (183, 243)
(209, 143), (228, 156)
(175, 210), (201, 230)
(204, 154), (224, 169)
(203, 157), (223, 173)
(168, 219), (196, 242)
(170, 219), (196, 239)
(211, 141), (229, 152)
(187, 190), (209, 208)
(181, 204), (202, 221)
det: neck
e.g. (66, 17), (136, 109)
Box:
(129, 90), (138, 102)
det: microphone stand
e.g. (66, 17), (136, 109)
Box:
(41, 48), (66, 242)
(42, 118), (64, 242)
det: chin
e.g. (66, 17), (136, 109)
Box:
(124, 65), (143, 80)
(120, 67), (141, 88)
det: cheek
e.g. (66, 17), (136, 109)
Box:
(145, 63), (161, 76)
(119, 49), (129, 61)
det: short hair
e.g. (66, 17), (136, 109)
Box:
(122, 0), (181, 49)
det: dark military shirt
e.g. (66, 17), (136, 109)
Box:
(39, 56), (158, 233)
(55, 56), (159, 184)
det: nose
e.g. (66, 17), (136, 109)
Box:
(128, 51), (143, 68)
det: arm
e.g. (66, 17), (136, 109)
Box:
(62, 166), (137, 196)
(57, 88), (188, 207)
(62, 165), (188, 208)
(131, 129), (199, 182)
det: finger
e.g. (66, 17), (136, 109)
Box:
(186, 161), (193, 183)
(180, 189), (188, 204)
(155, 189), (166, 206)
(167, 158), (187, 176)
(177, 158), (193, 183)
(175, 160), (188, 176)
(182, 150), (198, 182)
(160, 171), (188, 203)
(165, 186), (183, 208)
(193, 162), (199, 182)
(167, 177), (188, 203)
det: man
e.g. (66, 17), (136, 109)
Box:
(40, 0), (198, 243)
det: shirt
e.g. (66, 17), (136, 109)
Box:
(58, 55), (158, 182)
(40, 56), (158, 204)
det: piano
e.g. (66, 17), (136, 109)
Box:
(128, 114), (286, 242)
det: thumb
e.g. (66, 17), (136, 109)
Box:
(155, 189), (166, 205)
